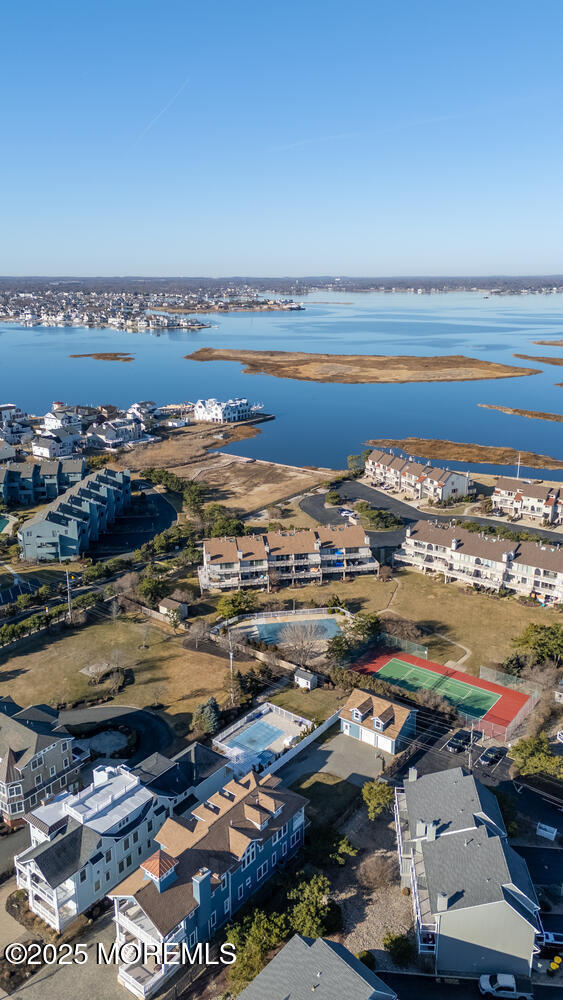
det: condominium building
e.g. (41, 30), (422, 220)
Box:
(0, 697), (82, 827)
(109, 771), (307, 998)
(193, 397), (255, 423)
(198, 525), (378, 592)
(394, 520), (563, 604)
(0, 457), (86, 505)
(15, 746), (229, 934)
(366, 449), (474, 502)
(493, 478), (561, 524)
(394, 767), (540, 977)
(17, 467), (131, 561)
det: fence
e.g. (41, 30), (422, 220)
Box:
(267, 711), (340, 775)
(379, 631), (428, 659)
(479, 664), (539, 739)
(210, 606), (353, 635)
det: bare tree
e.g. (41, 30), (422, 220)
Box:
(279, 621), (325, 667)
(188, 619), (208, 649)
(110, 598), (119, 626)
(140, 623), (151, 649)
(357, 854), (395, 891)
(114, 572), (140, 596)
(89, 662), (110, 686)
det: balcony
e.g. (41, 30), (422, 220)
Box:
(118, 962), (169, 999)
(410, 855), (437, 954)
(116, 902), (159, 945)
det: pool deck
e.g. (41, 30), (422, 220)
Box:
(215, 703), (312, 758)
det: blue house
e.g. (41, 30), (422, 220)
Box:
(109, 771), (307, 998)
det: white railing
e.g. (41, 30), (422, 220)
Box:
(210, 606), (353, 635)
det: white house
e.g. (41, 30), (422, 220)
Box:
(366, 449), (474, 502)
(88, 417), (143, 449)
(193, 398), (256, 423)
(493, 478), (561, 525)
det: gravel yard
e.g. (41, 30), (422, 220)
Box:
(327, 804), (416, 971)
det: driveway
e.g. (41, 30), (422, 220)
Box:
(0, 877), (32, 956)
(59, 705), (175, 766)
(277, 732), (392, 788)
(0, 828), (27, 877)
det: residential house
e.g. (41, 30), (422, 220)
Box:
(339, 691), (416, 754)
(199, 525), (378, 592)
(394, 520), (563, 604)
(109, 771), (307, 998)
(0, 404), (32, 444)
(0, 698), (81, 827)
(87, 417), (143, 449)
(15, 745), (230, 933)
(493, 478), (561, 525)
(366, 449), (474, 502)
(238, 934), (398, 1000)
(294, 668), (317, 690)
(127, 401), (161, 424)
(17, 468), (131, 561)
(193, 398), (255, 423)
(394, 767), (540, 977)
(31, 426), (79, 459)
(0, 441), (16, 463)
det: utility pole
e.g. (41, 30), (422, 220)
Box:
(516, 452), (521, 480)
(66, 569), (73, 624)
(468, 719), (475, 771)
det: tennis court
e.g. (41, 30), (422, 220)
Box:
(225, 719), (283, 754)
(369, 656), (500, 719)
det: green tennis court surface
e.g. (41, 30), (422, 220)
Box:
(374, 657), (500, 719)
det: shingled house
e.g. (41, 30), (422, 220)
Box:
(109, 771), (307, 998)
(394, 767), (540, 977)
(0, 697), (81, 827)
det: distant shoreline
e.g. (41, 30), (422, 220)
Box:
(185, 347), (541, 384)
(477, 403), (563, 423)
(367, 437), (563, 470)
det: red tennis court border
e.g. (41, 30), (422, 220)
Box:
(352, 651), (530, 737)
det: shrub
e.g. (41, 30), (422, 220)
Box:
(382, 932), (415, 967)
(357, 950), (376, 970)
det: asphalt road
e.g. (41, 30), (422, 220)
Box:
(90, 487), (176, 557)
(379, 973), (557, 999)
(300, 481), (563, 550)
(59, 705), (175, 765)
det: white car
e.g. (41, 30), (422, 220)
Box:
(478, 973), (533, 999)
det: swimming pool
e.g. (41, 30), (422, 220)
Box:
(225, 719), (283, 754)
(256, 617), (342, 646)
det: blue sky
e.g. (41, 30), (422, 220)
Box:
(2, 0), (562, 275)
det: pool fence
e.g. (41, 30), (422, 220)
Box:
(210, 606), (354, 635)
(478, 664), (539, 740)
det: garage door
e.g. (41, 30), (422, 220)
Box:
(376, 735), (394, 753)
(361, 727), (376, 746)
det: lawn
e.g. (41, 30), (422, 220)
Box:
(269, 685), (347, 722)
(289, 771), (361, 826)
(0, 614), (258, 734)
(248, 568), (560, 675)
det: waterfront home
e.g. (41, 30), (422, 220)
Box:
(493, 477), (561, 524)
(394, 520), (563, 604)
(109, 771), (307, 998)
(87, 417), (143, 449)
(0, 698), (81, 827)
(366, 449), (474, 502)
(0, 404), (33, 445)
(31, 426), (80, 458)
(238, 935), (398, 1000)
(340, 691), (416, 754)
(126, 401), (161, 423)
(395, 767), (540, 977)
(17, 467), (131, 561)
(14, 746), (229, 934)
(0, 440), (16, 463)
(193, 397), (255, 423)
(198, 525), (378, 592)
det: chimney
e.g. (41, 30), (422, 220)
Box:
(192, 867), (212, 907)
(407, 766), (417, 782)
(406, 526), (412, 538)
(415, 818), (427, 838)
(451, 538), (458, 551)
(436, 891), (449, 912)
(427, 821), (438, 841)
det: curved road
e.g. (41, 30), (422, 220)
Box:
(59, 704), (175, 765)
(301, 481), (563, 550)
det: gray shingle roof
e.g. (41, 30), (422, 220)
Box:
(22, 820), (102, 888)
(403, 767), (506, 839)
(422, 827), (539, 924)
(238, 935), (397, 1000)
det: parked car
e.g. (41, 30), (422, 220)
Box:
(478, 973), (533, 999)
(447, 734), (469, 753)
(479, 746), (506, 766)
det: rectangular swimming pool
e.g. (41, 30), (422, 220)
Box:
(256, 617), (342, 646)
(225, 719), (283, 754)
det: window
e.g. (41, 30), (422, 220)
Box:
(245, 877), (251, 888)
(79, 869), (87, 883)
(49, 766), (56, 777)
(9, 785), (22, 798)
(94, 880), (100, 892)
(63, 758), (69, 769)
(256, 861), (269, 881)
(224, 899), (230, 915)
(124, 837), (130, 850)
(60, 775), (66, 786)
(147, 820), (153, 832)
(282, 842), (288, 857)
(105, 871), (111, 882)
(271, 851), (277, 867)
(61, 742), (68, 752)
(138, 846), (142, 856)
(132, 831), (138, 844)
(11, 802), (24, 814)
(31, 756), (43, 771)
(189, 931), (197, 949)
(35, 775), (41, 787)
(30, 794), (37, 807)
(210, 911), (216, 928)
(105, 850), (112, 863)
(237, 885), (243, 901)
(118, 861), (124, 874)
(126, 854), (132, 867)
(290, 831), (301, 848)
